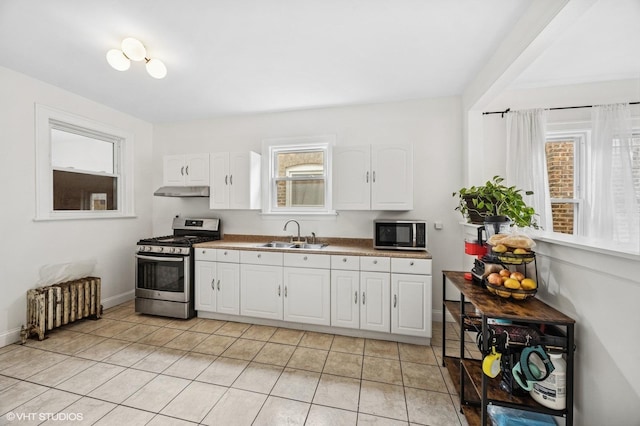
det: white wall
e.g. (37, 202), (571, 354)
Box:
(475, 78), (640, 426)
(0, 66), (154, 346)
(152, 97), (465, 320)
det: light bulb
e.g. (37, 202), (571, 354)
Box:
(121, 37), (146, 61)
(146, 58), (167, 79)
(106, 49), (130, 71)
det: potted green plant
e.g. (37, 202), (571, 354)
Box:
(453, 176), (539, 229)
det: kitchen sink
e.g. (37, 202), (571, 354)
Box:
(255, 241), (328, 250)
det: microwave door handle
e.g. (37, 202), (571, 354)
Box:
(412, 223), (417, 247)
(135, 254), (185, 262)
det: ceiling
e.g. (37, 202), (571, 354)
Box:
(0, 0), (637, 123)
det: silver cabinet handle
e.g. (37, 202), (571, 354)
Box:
(366, 171), (369, 183)
(354, 291), (358, 304)
(181, 166), (184, 176)
(303, 256), (308, 261)
(362, 292), (365, 305)
(230, 175), (233, 185)
(343, 258), (347, 263)
(373, 260), (378, 264)
(223, 251), (228, 256)
(284, 286), (288, 297)
(393, 294), (397, 308)
(410, 261), (414, 266)
(217, 280), (220, 291)
(211, 278), (215, 290)
(185, 165), (189, 175)
(257, 254), (262, 258)
(278, 285), (281, 296)
(225, 175), (228, 185)
(372, 171), (376, 183)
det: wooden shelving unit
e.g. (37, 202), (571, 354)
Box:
(442, 271), (576, 426)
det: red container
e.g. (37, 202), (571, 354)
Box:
(465, 240), (487, 256)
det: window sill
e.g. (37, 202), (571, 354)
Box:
(34, 212), (137, 221)
(532, 231), (640, 260)
(259, 210), (338, 218)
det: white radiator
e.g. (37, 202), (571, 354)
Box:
(22, 277), (102, 343)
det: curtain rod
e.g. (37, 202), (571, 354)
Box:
(482, 101), (640, 117)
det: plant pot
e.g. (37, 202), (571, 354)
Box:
(463, 194), (492, 224)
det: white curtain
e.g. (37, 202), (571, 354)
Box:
(587, 104), (638, 248)
(506, 109), (552, 231)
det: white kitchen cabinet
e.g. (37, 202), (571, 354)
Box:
(391, 273), (432, 337)
(331, 269), (360, 329)
(283, 267), (330, 326)
(195, 249), (240, 315)
(210, 151), (261, 210)
(390, 258), (432, 337)
(333, 145), (413, 210)
(163, 154), (209, 186)
(360, 271), (391, 333)
(240, 263), (283, 320)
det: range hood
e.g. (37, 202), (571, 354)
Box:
(153, 186), (210, 197)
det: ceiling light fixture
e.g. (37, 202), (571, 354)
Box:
(106, 37), (167, 79)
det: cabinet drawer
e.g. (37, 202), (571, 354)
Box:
(217, 249), (240, 263)
(391, 258), (432, 275)
(360, 256), (390, 272)
(284, 253), (330, 269)
(240, 250), (283, 266)
(331, 255), (360, 271)
(195, 248), (217, 262)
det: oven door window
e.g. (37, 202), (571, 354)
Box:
(377, 224), (413, 247)
(136, 255), (187, 293)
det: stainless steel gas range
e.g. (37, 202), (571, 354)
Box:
(135, 217), (221, 319)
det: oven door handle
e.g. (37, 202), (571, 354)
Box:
(135, 254), (185, 262)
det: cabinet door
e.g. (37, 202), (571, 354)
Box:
(360, 271), (390, 333)
(185, 154), (209, 186)
(210, 152), (230, 209)
(216, 262), (240, 315)
(331, 269), (360, 329)
(163, 155), (186, 186)
(391, 273), (432, 337)
(240, 264), (283, 320)
(229, 152), (261, 209)
(195, 261), (216, 312)
(371, 145), (413, 210)
(332, 146), (371, 210)
(283, 267), (330, 326)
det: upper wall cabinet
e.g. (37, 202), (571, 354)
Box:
(333, 145), (413, 210)
(210, 151), (261, 210)
(163, 154), (210, 186)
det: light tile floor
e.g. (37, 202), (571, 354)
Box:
(0, 301), (480, 425)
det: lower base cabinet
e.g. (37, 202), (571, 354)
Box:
(360, 271), (391, 333)
(197, 249), (433, 339)
(240, 264), (283, 320)
(391, 273), (432, 337)
(283, 267), (330, 326)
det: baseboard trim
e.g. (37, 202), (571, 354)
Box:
(0, 327), (22, 347)
(101, 290), (134, 310)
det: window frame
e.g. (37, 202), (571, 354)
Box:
(35, 104), (135, 221)
(261, 135), (335, 215)
(545, 130), (587, 236)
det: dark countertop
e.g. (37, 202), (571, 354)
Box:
(194, 234), (432, 259)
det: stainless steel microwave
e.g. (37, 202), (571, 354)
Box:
(374, 220), (427, 251)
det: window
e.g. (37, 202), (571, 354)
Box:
(545, 130), (640, 238)
(35, 105), (134, 220)
(545, 132), (586, 235)
(262, 135), (334, 214)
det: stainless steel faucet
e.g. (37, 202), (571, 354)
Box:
(283, 220), (304, 243)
